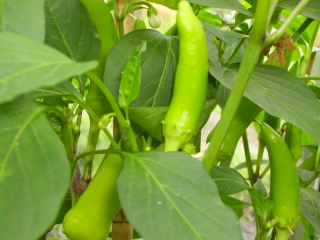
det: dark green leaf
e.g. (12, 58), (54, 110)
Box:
(0, 0), (45, 42)
(210, 64), (320, 143)
(118, 42), (147, 111)
(203, 22), (249, 45)
(300, 188), (320, 233)
(0, 99), (70, 240)
(210, 166), (250, 197)
(118, 151), (243, 240)
(249, 180), (273, 221)
(277, 0), (320, 21)
(44, 0), (100, 61)
(105, 29), (179, 108)
(0, 32), (97, 104)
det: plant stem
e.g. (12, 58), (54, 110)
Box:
(243, 131), (255, 186)
(299, 20), (320, 76)
(255, 141), (265, 179)
(301, 170), (320, 188)
(85, 71), (139, 152)
(263, 0), (311, 48)
(299, 76), (320, 81)
(202, 0), (277, 172)
(292, 18), (314, 43)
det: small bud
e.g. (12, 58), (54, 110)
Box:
(181, 143), (196, 154)
(98, 113), (115, 130)
(147, 7), (161, 29)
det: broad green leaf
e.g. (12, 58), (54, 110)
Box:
(0, 0), (45, 42)
(248, 180), (273, 221)
(210, 64), (320, 143)
(0, 32), (97, 104)
(105, 29), (179, 108)
(277, 0), (320, 21)
(118, 42), (147, 111)
(148, 0), (252, 16)
(118, 151), (243, 240)
(210, 166), (250, 197)
(0, 99), (70, 240)
(129, 99), (218, 141)
(44, 0), (100, 61)
(300, 188), (320, 233)
(202, 22), (249, 45)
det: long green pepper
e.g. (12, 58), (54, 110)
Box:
(260, 122), (300, 240)
(162, 0), (208, 152)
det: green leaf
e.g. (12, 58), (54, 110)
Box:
(147, 0), (252, 16)
(210, 64), (320, 143)
(277, 0), (320, 21)
(0, 0), (45, 42)
(203, 22), (249, 45)
(105, 29), (179, 108)
(44, 0), (100, 61)
(300, 188), (320, 233)
(118, 151), (243, 240)
(0, 32), (97, 104)
(248, 180), (273, 221)
(210, 166), (250, 197)
(129, 99), (218, 141)
(299, 145), (317, 171)
(0, 99), (70, 240)
(221, 196), (251, 218)
(118, 42), (147, 111)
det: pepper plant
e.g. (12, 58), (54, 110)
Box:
(1, 0), (320, 240)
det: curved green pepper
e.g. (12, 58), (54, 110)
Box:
(63, 154), (123, 240)
(260, 122), (300, 240)
(162, 0), (208, 152)
(207, 97), (261, 164)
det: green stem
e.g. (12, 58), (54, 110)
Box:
(75, 149), (120, 163)
(299, 20), (320, 76)
(263, 0), (311, 48)
(243, 132), (255, 186)
(225, 35), (249, 65)
(301, 170), (320, 187)
(85, 71), (139, 152)
(260, 164), (270, 179)
(202, 0), (277, 172)
(299, 76), (320, 81)
(255, 141), (265, 178)
(68, 96), (121, 150)
(292, 18), (314, 43)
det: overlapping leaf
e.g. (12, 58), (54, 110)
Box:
(0, 99), (70, 240)
(0, 32), (97, 104)
(118, 151), (243, 240)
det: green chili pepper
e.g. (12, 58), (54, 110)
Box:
(207, 97), (261, 164)
(260, 122), (300, 240)
(284, 123), (302, 162)
(63, 154), (123, 240)
(162, 0), (208, 152)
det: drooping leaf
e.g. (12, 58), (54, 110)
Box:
(0, 32), (97, 104)
(300, 188), (320, 233)
(277, 0), (320, 21)
(210, 166), (250, 197)
(0, 99), (70, 240)
(221, 196), (251, 218)
(210, 64), (320, 143)
(202, 22), (248, 45)
(25, 81), (83, 102)
(248, 180), (274, 221)
(118, 42), (147, 111)
(118, 151), (243, 240)
(0, 0), (45, 42)
(44, 0), (100, 61)
(104, 29), (179, 108)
